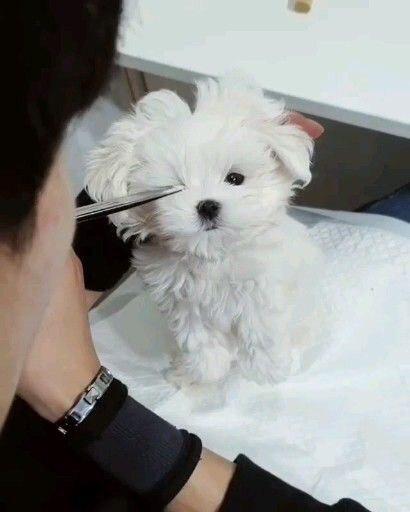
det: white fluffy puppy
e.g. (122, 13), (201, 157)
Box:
(86, 75), (320, 385)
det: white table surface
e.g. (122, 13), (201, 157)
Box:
(117, 0), (410, 138)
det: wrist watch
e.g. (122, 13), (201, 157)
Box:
(56, 366), (113, 435)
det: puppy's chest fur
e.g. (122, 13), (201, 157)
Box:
(132, 240), (300, 335)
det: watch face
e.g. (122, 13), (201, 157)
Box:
(101, 373), (111, 384)
(56, 368), (113, 436)
(100, 368), (113, 384)
(85, 386), (101, 405)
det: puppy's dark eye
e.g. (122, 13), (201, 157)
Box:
(225, 172), (245, 186)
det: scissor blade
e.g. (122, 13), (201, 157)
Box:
(76, 186), (184, 223)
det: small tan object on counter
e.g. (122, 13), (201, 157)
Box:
(294, 0), (314, 13)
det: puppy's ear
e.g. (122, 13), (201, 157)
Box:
(86, 113), (140, 203)
(86, 89), (190, 202)
(135, 89), (191, 124)
(195, 74), (313, 185)
(263, 119), (313, 185)
(86, 90), (190, 238)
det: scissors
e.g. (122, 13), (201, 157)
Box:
(76, 186), (184, 223)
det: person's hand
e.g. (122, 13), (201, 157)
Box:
(18, 251), (100, 422)
(288, 112), (324, 140)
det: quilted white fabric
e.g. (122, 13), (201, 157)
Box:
(91, 209), (410, 512)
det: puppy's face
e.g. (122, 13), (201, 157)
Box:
(87, 77), (313, 258)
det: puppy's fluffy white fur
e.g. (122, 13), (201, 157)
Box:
(86, 75), (320, 385)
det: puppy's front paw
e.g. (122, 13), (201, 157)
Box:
(165, 345), (233, 387)
(165, 362), (196, 389)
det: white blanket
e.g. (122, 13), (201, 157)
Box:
(91, 209), (410, 512)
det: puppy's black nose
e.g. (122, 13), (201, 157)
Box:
(197, 200), (221, 221)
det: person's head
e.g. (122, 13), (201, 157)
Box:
(1, 1), (121, 249)
(0, 2), (121, 367)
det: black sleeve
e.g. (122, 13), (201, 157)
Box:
(1, 395), (372, 512)
(69, 380), (369, 512)
(73, 189), (134, 291)
(64, 379), (202, 511)
(0, 382), (201, 512)
(220, 455), (371, 512)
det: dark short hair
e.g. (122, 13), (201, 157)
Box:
(0, 1), (121, 248)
